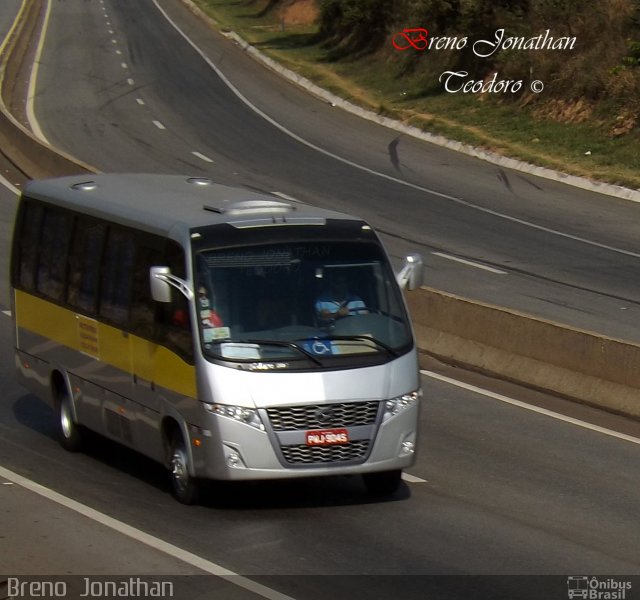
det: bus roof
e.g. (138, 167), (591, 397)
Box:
(23, 174), (360, 238)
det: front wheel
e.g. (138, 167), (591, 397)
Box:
(363, 469), (402, 496)
(168, 433), (199, 505)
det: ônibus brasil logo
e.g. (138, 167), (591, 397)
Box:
(567, 576), (632, 600)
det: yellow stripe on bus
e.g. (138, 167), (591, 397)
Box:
(14, 290), (197, 398)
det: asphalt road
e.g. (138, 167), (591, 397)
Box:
(1, 292), (640, 596)
(1, 1), (640, 597)
(30, 0), (640, 342)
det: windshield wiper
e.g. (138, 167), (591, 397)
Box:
(241, 339), (323, 366)
(323, 335), (399, 357)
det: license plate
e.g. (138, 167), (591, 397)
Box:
(306, 428), (349, 446)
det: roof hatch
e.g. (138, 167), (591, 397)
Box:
(203, 199), (295, 216)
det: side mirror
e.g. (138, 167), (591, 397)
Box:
(396, 253), (423, 291)
(150, 266), (173, 303)
(150, 266), (195, 302)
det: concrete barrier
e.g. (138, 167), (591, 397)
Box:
(406, 287), (640, 419)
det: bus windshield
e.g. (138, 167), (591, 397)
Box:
(194, 241), (412, 366)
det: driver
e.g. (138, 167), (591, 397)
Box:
(315, 271), (367, 325)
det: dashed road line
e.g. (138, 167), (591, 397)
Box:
(2, 310), (11, 317)
(271, 191), (303, 204)
(153, 120), (166, 130)
(191, 151), (213, 163)
(402, 473), (427, 483)
(431, 252), (507, 275)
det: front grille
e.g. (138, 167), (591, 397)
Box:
(281, 440), (370, 464)
(266, 401), (380, 431)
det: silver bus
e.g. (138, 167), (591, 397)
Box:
(11, 174), (423, 503)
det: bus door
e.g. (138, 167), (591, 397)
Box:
(128, 245), (195, 462)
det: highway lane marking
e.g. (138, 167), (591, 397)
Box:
(136, 98), (146, 106)
(402, 473), (427, 483)
(191, 151), (214, 163)
(422, 369), (640, 446)
(153, 120), (166, 130)
(271, 191), (303, 204)
(26, 0), (53, 144)
(0, 465), (298, 600)
(121, 62), (128, 69)
(2, 310), (11, 317)
(127, 77), (134, 85)
(0, 173), (20, 195)
(152, 0), (640, 263)
(432, 252), (507, 275)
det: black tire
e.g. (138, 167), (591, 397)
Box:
(168, 432), (200, 505)
(55, 390), (84, 452)
(363, 469), (403, 496)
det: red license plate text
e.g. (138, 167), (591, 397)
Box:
(306, 428), (349, 446)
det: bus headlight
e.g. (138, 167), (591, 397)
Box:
(206, 404), (265, 431)
(383, 390), (421, 421)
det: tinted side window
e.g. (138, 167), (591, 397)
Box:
(99, 228), (135, 327)
(14, 200), (44, 291)
(36, 208), (73, 301)
(67, 219), (106, 315)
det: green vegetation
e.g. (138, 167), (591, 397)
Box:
(194, 0), (640, 189)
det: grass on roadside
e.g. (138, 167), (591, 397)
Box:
(194, 0), (640, 190)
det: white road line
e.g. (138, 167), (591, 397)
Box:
(152, 0), (640, 262)
(126, 78), (134, 85)
(422, 369), (640, 446)
(136, 98), (146, 106)
(0, 465), (297, 600)
(111, 39), (117, 45)
(115, 49), (122, 55)
(2, 310), (11, 317)
(432, 252), (507, 274)
(0, 173), (20, 195)
(121, 62), (128, 69)
(153, 120), (166, 130)
(26, 0), (53, 143)
(271, 191), (303, 204)
(402, 473), (427, 483)
(191, 151), (213, 163)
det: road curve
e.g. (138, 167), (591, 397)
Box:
(29, 0), (640, 342)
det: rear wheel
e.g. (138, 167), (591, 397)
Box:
(168, 433), (199, 505)
(363, 469), (402, 496)
(54, 385), (83, 452)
